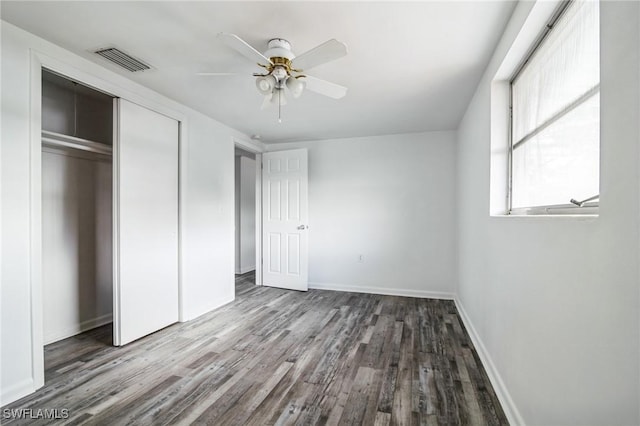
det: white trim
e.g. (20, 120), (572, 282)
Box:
(509, 204), (598, 216)
(489, 213), (598, 222)
(0, 379), (35, 408)
(112, 98), (121, 346)
(29, 51), (45, 391)
(235, 137), (265, 154)
(454, 298), (525, 426)
(308, 282), (455, 300)
(43, 314), (113, 345)
(637, 5), (640, 424)
(255, 153), (263, 287)
(178, 120), (187, 322)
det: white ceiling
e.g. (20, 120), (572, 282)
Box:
(1, 1), (515, 143)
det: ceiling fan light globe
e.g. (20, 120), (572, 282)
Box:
(260, 93), (273, 110)
(280, 90), (288, 106)
(270, 88), (287, 107)
(286, 77), (305, 98)
(257, 79), (270, 91)
(256, 75), (276, 95)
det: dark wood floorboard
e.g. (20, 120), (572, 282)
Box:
(2, 271), (508, 425)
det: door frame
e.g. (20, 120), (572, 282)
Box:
(233, 138), (265, 286)
(28, 51), (187, 390)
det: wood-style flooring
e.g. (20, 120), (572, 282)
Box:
(2, 272), (508, 425)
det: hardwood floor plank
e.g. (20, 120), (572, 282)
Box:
(391, 314), (414, 426)
(375, 411), (392, 426)
(338, 366), (377, 425)
(1, 272), (508, 425)
(319, 342), (368, 425)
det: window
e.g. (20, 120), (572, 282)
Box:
(509, 0), (599, 214)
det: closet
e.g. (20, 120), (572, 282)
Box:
(41, 69), (114, 344)
(41, 69), (180, 349)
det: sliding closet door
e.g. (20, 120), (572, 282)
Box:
(114, 99), (179, 346)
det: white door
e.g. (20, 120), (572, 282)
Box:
(114, 99), (179, 346)
(262, 149), (309, 291)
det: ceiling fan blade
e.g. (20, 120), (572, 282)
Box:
(217, 33), (273, 66)
(196, 72), (238, 76)
(303, 75), (348, 99)
(291, 39), (347, 71)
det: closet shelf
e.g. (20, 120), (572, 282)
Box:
(42, 130), (112, 155)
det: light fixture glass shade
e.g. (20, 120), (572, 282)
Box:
(285, 77), (306, 98)
(255, 75), (276, 95)
(260, 90), (288, 109)
(272, 88), (287, 106)
(260, 93), (273, 110)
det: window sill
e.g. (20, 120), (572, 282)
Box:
(490, 213), (598, 222)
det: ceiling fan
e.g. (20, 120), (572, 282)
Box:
(201, 33), (348, 121)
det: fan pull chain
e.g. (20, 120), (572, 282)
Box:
(278, 89), (282, 123)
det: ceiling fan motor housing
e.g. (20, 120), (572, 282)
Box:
(265, 38), (295, 61)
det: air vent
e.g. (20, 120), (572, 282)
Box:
(94, 47), (151, 72)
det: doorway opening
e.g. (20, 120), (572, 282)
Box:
(234, 146), (259, 287)
(40, 69), (115, 374)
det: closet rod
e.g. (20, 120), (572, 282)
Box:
(42, 130), (112, 155)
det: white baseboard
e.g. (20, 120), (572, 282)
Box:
(1, 378), (35, 407)
(454, 298), (525, 426)
(308, 282), (455, 300)
(236, 266), (255, 275)
(44, 313), (113, 345)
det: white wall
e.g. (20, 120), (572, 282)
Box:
(1, 21), (243, 404)
(268, 132), (457, 298)
(180, 110), (237, 323)
(456, 2), (640, 425)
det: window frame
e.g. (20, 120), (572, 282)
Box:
(507, 0), (599, 216)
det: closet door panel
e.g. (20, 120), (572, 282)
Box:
(115, 99), (179, 346)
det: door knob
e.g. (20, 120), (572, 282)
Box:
(297, 225), (308, 230)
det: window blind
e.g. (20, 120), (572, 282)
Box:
(511, 0), (599, 210)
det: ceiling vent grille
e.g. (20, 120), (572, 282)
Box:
(94, 47), (151, 72)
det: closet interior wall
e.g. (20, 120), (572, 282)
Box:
(41, 70), (114, 344)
